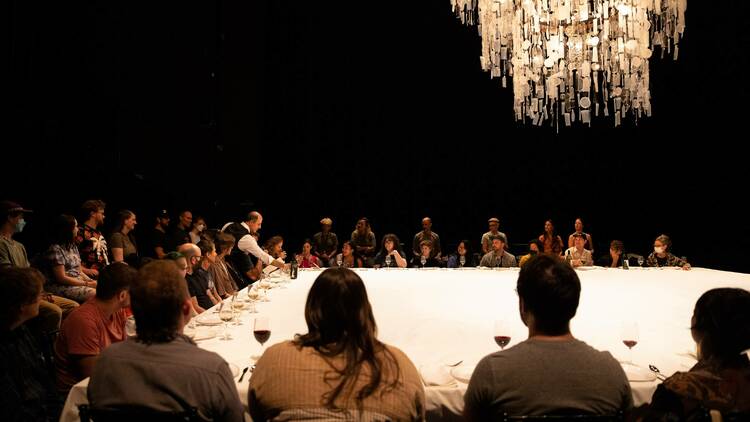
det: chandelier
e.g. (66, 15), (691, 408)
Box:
(451, 0), (687, 127)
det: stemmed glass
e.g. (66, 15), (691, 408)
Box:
(252, 317), (271, 360)
(637, 256), (645, 267)
(385, 254), (392, 268)
(218, 301), (233, 340)
(493, 319), (511, 350)
(246, 287), (260, 313)
(459, 255), (466, 267)
(231, 292), (244, 325)
(620, 321), (639, 365)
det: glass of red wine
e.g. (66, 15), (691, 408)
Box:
(620, 321), (639, 365)
(494, 319), (511, 350)
(253, 317), (271, 358)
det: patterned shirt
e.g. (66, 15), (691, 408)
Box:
(0, 326), (62, 421)
(480, 250), (518, 268)
(312, 232), (338, 257)
(646, 253), (689, 268)
(76, 224), (109, 270)
(413, 231), (442, 258)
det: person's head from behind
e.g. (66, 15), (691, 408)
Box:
(80, 200), (106, 227)
(572, 232), (586, 250)
(0, 267), (44, 330)
(177, 243), (201, 273)
(295, 268), (398, 406)
(381, 233), (400, 253)
(491, 234), (506, 252)
(165, 251), (188, 279)
(95, 262), (136, 308)
(132, 261), (192, 344)
(516, 255), (581, 336)
(691, 288), (750, 368)
(654, 234), (671, 255)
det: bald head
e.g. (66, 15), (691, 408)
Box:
(245, 211), (263, 233)
(177, 243), (201, 272)
(422, 217), (432, 231)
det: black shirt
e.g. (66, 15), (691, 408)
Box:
(186, 268), (214, 310)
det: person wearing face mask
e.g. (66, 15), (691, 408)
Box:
(646, 234), (691, 270)
(1, 202), (79, 335)
(189, 216), (207, 244)
(518, 239), (544, 268)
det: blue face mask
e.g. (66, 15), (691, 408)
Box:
(14, 219), (26, 233)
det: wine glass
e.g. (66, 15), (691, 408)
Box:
(385, 254), (392, 268)
(253, 317), (271, 359)
(637, 256), (644, 267)
(459, 255), (466, 267)
(231, 292), (244, 325)
(218, 302), (234, 340)
(493, 319), (511, 350)
(336, 254), (343, 267)
(246, 287), (260, 313)
(620, 321), (639, 365)
(420, 256), (427, 267)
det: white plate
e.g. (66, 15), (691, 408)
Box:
(195, 314), (224, 326)
(450, 365), (476, 383)
(576, 266), (597, 271)
(621, 363), (657, 382)
(184, 326), (219, 341)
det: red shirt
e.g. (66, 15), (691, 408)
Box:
(54, 299), (127, 391)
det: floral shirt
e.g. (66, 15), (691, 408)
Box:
(76, 224), (109, 270)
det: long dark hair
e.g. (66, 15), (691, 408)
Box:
(378, 233), (402, 256)
(113, 209), (137, 240)
(293, 268), (401, 409)
(692, 288), (750, 368)
(52, 214), (77, 246)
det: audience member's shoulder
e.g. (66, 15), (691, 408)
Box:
(575, 340), (625, 371)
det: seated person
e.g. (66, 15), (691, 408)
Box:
(54, 262), (135, 393)
(410, 240), (441, 268)
(88, 261), (244, 421)
(37, 215), (97, 303)
(373, 234), (407, 268)
(596, 240), (626, 268)
(296, 239), (321, 268)
(0, 267), (62, 422)
(464, 255), (632, 420)
(334, 241), (364, 268)
(564, 233), (594, 267)
(518, 239), (543, 268)
(646, 234), (691, 270)
(186, 240), (221, 310)
(634, 288), (750, 420)
(248, 268), (425, 421)
(479, 234), (517, 268)
(447, 240), (479, 268)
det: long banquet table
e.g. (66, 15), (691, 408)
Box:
(61, 266), (750, 422)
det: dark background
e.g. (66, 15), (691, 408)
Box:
(6, 1), (750, 271)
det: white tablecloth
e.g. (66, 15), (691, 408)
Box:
(60, 267), (750, 422)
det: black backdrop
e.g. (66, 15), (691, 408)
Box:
(6, 1), (750, 272)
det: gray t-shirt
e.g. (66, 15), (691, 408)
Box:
(464, 338), (632, 420)
(89, 335), (244, 422)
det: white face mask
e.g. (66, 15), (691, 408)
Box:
(654, 246), (665, 254)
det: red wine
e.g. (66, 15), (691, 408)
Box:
(494, 336), (511, 348)
(623, 340), (638, 349)
(254, 330), (271, 345)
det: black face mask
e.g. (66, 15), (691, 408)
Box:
(529, 250), (538, 256)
